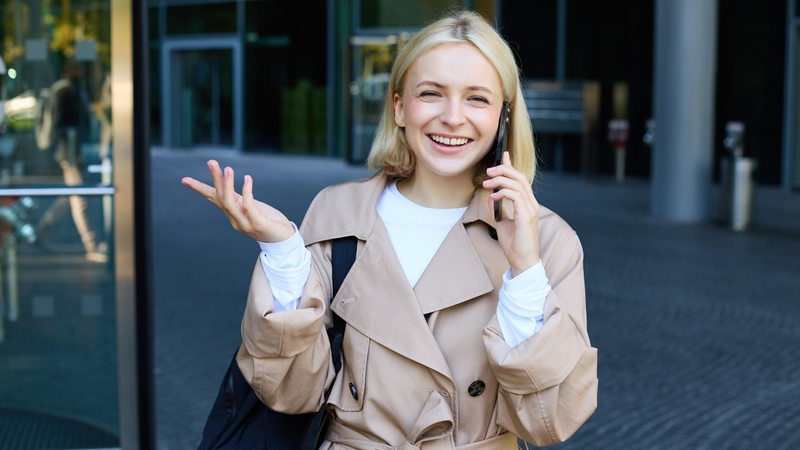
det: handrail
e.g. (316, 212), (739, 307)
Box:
(0, 186), (116, 196)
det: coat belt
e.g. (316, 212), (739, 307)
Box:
(322, 421), (518, 449)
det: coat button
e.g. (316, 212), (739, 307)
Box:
(467, 380), (485, 397)
(349, 382), (359, 400)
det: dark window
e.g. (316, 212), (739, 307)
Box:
(166, 3), (235, 34)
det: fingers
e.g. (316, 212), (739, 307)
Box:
(183, 160), (246, 218)
(222, 165), (237, 205)
(484, 168), (530, 201)
(483, 153), (539, 221)
(207, 159), (224, 190)
(486, 152), (528, 186)
(205, 160), (242, 211)
(241, 174), (255, 217)
(206, 160), (231, 203)
(484, 153), (542, 272)
(184, 161), (294, 242)
(181, 160), (223, 198)
(181, 177), (217, 200)
(242, 174), (254, 203)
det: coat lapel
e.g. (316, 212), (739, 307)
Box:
(413, 222), (496, 315)
(330, 219), (454, 379)
(414, 187), (509, 314)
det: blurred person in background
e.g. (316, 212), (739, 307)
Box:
(36, 60), (106, 263)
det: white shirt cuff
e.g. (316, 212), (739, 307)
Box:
(257, 224), (310, 312)
(496, 260), (550, 347)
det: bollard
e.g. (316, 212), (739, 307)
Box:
(729, 156), (756, 231)
(720, 121), (756, 231)
(607, 119), (629, 183)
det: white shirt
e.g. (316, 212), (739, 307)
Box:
(376, 181), (467, 287)
(259, 182), (549, 347)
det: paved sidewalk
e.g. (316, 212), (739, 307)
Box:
(152, 149), (800, 449)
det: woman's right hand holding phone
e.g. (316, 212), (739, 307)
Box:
(181, 160), (295, 243)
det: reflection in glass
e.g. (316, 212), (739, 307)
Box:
(37, 60), (110, 261)
(0, 194), (115, 447)
(0, 0), (118, 448)
(349, 34), (404, 163)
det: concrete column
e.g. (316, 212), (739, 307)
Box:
(652, 0), (718, 222)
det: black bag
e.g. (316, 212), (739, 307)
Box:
(199, 237), (357, 450)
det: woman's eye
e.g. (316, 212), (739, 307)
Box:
(469, 96), (489, 104)
(419, 91), (440, 97)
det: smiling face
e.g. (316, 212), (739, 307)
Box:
(393, 42), (504, 188)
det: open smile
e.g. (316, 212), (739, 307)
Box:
(429, 134), (472, 147)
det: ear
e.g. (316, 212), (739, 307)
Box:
(393, 92), (405, 127)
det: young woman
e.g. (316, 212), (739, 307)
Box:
(183, 10), (597, 449)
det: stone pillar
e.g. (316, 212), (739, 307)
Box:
(652, 0), (718, 222)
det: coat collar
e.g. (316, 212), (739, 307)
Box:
(302, 173), (507, 379)
(301, 173), (386, 245)
(301, 173), (499, 245)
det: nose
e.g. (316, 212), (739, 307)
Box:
(439, 99), (466, 126)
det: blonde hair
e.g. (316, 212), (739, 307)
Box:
(367, 10), (537, 183)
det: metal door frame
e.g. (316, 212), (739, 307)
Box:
(783, 0), (799, 189)
(161, 37), (243, 150)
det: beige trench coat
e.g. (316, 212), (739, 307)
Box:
(236, 174), (598, 449)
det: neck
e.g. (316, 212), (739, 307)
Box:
(396, 171), (475, 208)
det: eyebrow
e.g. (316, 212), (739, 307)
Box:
(414, 80), (494, 94)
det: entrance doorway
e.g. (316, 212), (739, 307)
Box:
(161, 38), (242, 150)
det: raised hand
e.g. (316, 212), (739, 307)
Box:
(482, 151), (541, 276)
(181, 160), (295, 243)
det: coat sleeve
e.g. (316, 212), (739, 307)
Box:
(236, 240), (337, 414)
(482, 232), (598, 446)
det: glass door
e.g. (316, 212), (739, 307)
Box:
(170, 48), (233, 148)
(161, 38), (242, 151)
(0, 0), (121, 447)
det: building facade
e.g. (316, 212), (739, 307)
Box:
(147, 0), (800, 189)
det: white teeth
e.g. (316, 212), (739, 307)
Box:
(431, 135), (469, 146)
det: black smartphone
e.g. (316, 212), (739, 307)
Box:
(493, 102), (510, 222)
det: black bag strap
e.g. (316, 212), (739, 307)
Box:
(330, 236), (356, 335)
(328, 236), (355, 373)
